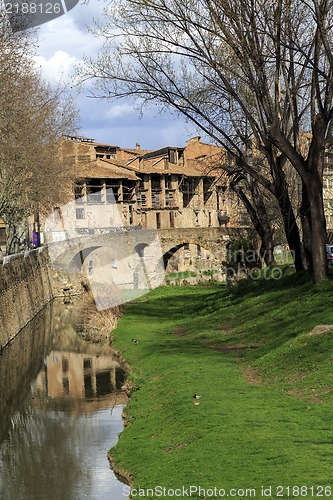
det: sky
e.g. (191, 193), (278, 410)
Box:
(34, 0), (199, 150)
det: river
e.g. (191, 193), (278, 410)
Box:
(0, 299), (128, 500)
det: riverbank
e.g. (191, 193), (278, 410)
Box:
(110, 272), (333, 498)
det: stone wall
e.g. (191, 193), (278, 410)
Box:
(0, 249), (85, 348)
(48, 266), (85, 298)
(0, 250), (54, 348)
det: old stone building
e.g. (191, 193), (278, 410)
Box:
(59, 134), (244, 230)
(54, 135), (247, 275)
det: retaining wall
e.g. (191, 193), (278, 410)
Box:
(0, 250), (54, 348)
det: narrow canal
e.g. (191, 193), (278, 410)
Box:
(0, 299), (128, 500)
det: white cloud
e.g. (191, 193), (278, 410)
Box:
(33, 0), (199, 148)
(105, 104), (137, 119)
(35, 50), (78, 83)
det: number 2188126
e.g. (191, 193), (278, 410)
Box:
(5, 3), (62, 14)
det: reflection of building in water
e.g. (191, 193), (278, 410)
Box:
(35, 351), (126, 400)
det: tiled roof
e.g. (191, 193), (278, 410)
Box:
(121, 148), (154, 155)
(137, 158), (218, 177)
(77, 159), (140, 180)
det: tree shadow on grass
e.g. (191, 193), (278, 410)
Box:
(122, 272), (333, 368)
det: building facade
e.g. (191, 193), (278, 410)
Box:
(54, 135), (249, 275)
(59, 134), (245, 232)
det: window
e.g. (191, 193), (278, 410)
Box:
(165, 175), (172, 190)
(76, 208), (85, 220)
(86, 179), (103, 203)
(138, 179), (145, 191)
(156, 213), (161, 229)
(122, 180), (135, 202)
(325, 150), (333, 172)
(74, 183), (84, 204)
(178, 150), (184, 165)
(106, 182), (119, 203)
(62, 378), (69, 395)
(151, 175), (161, 191)
(137, 192), (147, 206)
(152, 191), (161, 207)
(169, 212), (175, 228)
(84, 375), (94, 398)
(181, 177), (198, 207)
(169, 149), (176, 164)
(203, 178), (213, 204)
(62, 358), (69, 373)
(83, 358), (92, 370)
(165, 192), (174, 207)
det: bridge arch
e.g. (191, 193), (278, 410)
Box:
(162, 243), (184, 268)
(66, 246), (103, 273)
(161, 241), (222, 274)
(134, 242), (150, 258)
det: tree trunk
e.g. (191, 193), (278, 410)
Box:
(231, 183), (276, 266)
(259, 228), (276, 267)
(250, 182), (276, 266)
(306, 116), (327, 283)
(4, 217), (27, 255)
(274, 180), (304, 272)
(307, 173), (327, 283)
(299, 180), (312, 271)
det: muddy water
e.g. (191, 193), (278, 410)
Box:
(0, 300), (128, 500)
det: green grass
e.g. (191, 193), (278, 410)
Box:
(110, 273), (333, 499)
(166, 270), (198, 279)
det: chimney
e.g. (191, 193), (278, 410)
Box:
(136, 143), (141, 150)
(186, 136), (201, 143)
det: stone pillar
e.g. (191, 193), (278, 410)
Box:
(110, 366), (116, 390)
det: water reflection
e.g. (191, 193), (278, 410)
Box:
(0, 299), (128, 500)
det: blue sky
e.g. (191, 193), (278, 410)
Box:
(34, 1), (199, 150)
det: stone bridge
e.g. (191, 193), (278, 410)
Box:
(48, 226), (252, 273)
(46, 226), (253, 309)
(158, 227), (253, 266)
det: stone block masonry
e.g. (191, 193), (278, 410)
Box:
(0, 250), (54, 349)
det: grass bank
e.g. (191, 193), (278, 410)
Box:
(110, 273), (333, 499)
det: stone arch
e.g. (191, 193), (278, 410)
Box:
(67, 246), (102, 272)
(162, 243), (185, 268)
(161, 241), (221, 271)
(134, 242), (150, 258)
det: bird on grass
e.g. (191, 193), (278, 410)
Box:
(193, 394), (202, 399)
(131, 339), (139, 344)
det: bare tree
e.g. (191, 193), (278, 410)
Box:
(230, 175), (277, 266)
(81, 0), (333, 282)
(0, 17), (78, 253)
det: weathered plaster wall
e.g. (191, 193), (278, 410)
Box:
(0, 250), (54, 348)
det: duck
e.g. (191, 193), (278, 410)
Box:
(131, 339), (139, 344)
(193, 394), (202, 399)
